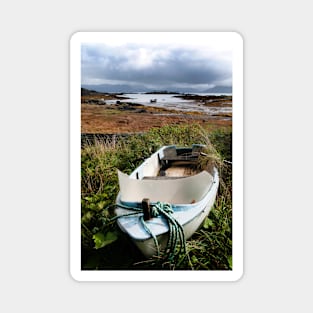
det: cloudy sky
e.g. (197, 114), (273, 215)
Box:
(81, 32), (233, 92)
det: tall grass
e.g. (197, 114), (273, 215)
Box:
(81, 124), (232, 270)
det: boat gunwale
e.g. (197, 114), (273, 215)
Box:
(128, 144), (206, 180)
(115, 167), (219, 241)
(117, 167), (218, 211)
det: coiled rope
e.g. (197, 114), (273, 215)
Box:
(113, 201), (186, 263)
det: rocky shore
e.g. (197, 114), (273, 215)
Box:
(173, 94), (232, 107)
(81, 89), (232, 134)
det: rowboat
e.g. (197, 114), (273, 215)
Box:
(115, 144), (219, 259)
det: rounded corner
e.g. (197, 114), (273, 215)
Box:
(232, 268), (244, 282)
(69, 31), (83, 44)
(230, 31), (244, 44)
(69, 267), (82, 282)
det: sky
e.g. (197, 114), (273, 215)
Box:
(81, 32), (233, 92)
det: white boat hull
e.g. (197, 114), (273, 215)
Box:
(115, 145), (219, 258)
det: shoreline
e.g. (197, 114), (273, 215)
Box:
(81, 91), (232, 134)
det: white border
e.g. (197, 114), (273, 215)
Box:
(70, 32), (243, 281)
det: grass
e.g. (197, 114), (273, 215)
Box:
(81, 123), (232, 270)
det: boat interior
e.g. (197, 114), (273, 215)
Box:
(158, 145), (203, 178)
(118, 145), (214, 204)
(133, 145), (205, 180)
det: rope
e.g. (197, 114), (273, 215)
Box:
(113, 201), (186, 263)
(150, 202), (186, 262)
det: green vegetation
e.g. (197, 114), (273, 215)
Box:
(81, 124), (232, 270)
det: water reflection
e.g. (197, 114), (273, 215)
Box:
(106, 93), (232, 115)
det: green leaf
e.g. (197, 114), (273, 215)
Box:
(191, 255), (198, 264)
(227, 256), (232, 269)
(203, 217), (214, 229)
(93, 231), (118, 249)
(97, 201), (106, 210)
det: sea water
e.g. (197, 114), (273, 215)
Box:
(106, 93), (232, 115)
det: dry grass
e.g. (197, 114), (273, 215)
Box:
(81, 103), (232, 134)
(81, 124), (232, 270)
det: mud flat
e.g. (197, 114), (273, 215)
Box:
(81, 103), (231, 134)
(81, 89), (232, 134)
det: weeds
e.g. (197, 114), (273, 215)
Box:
(81, 123), (232, 270)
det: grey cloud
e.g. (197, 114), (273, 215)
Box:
(81, 44), (232, 91)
